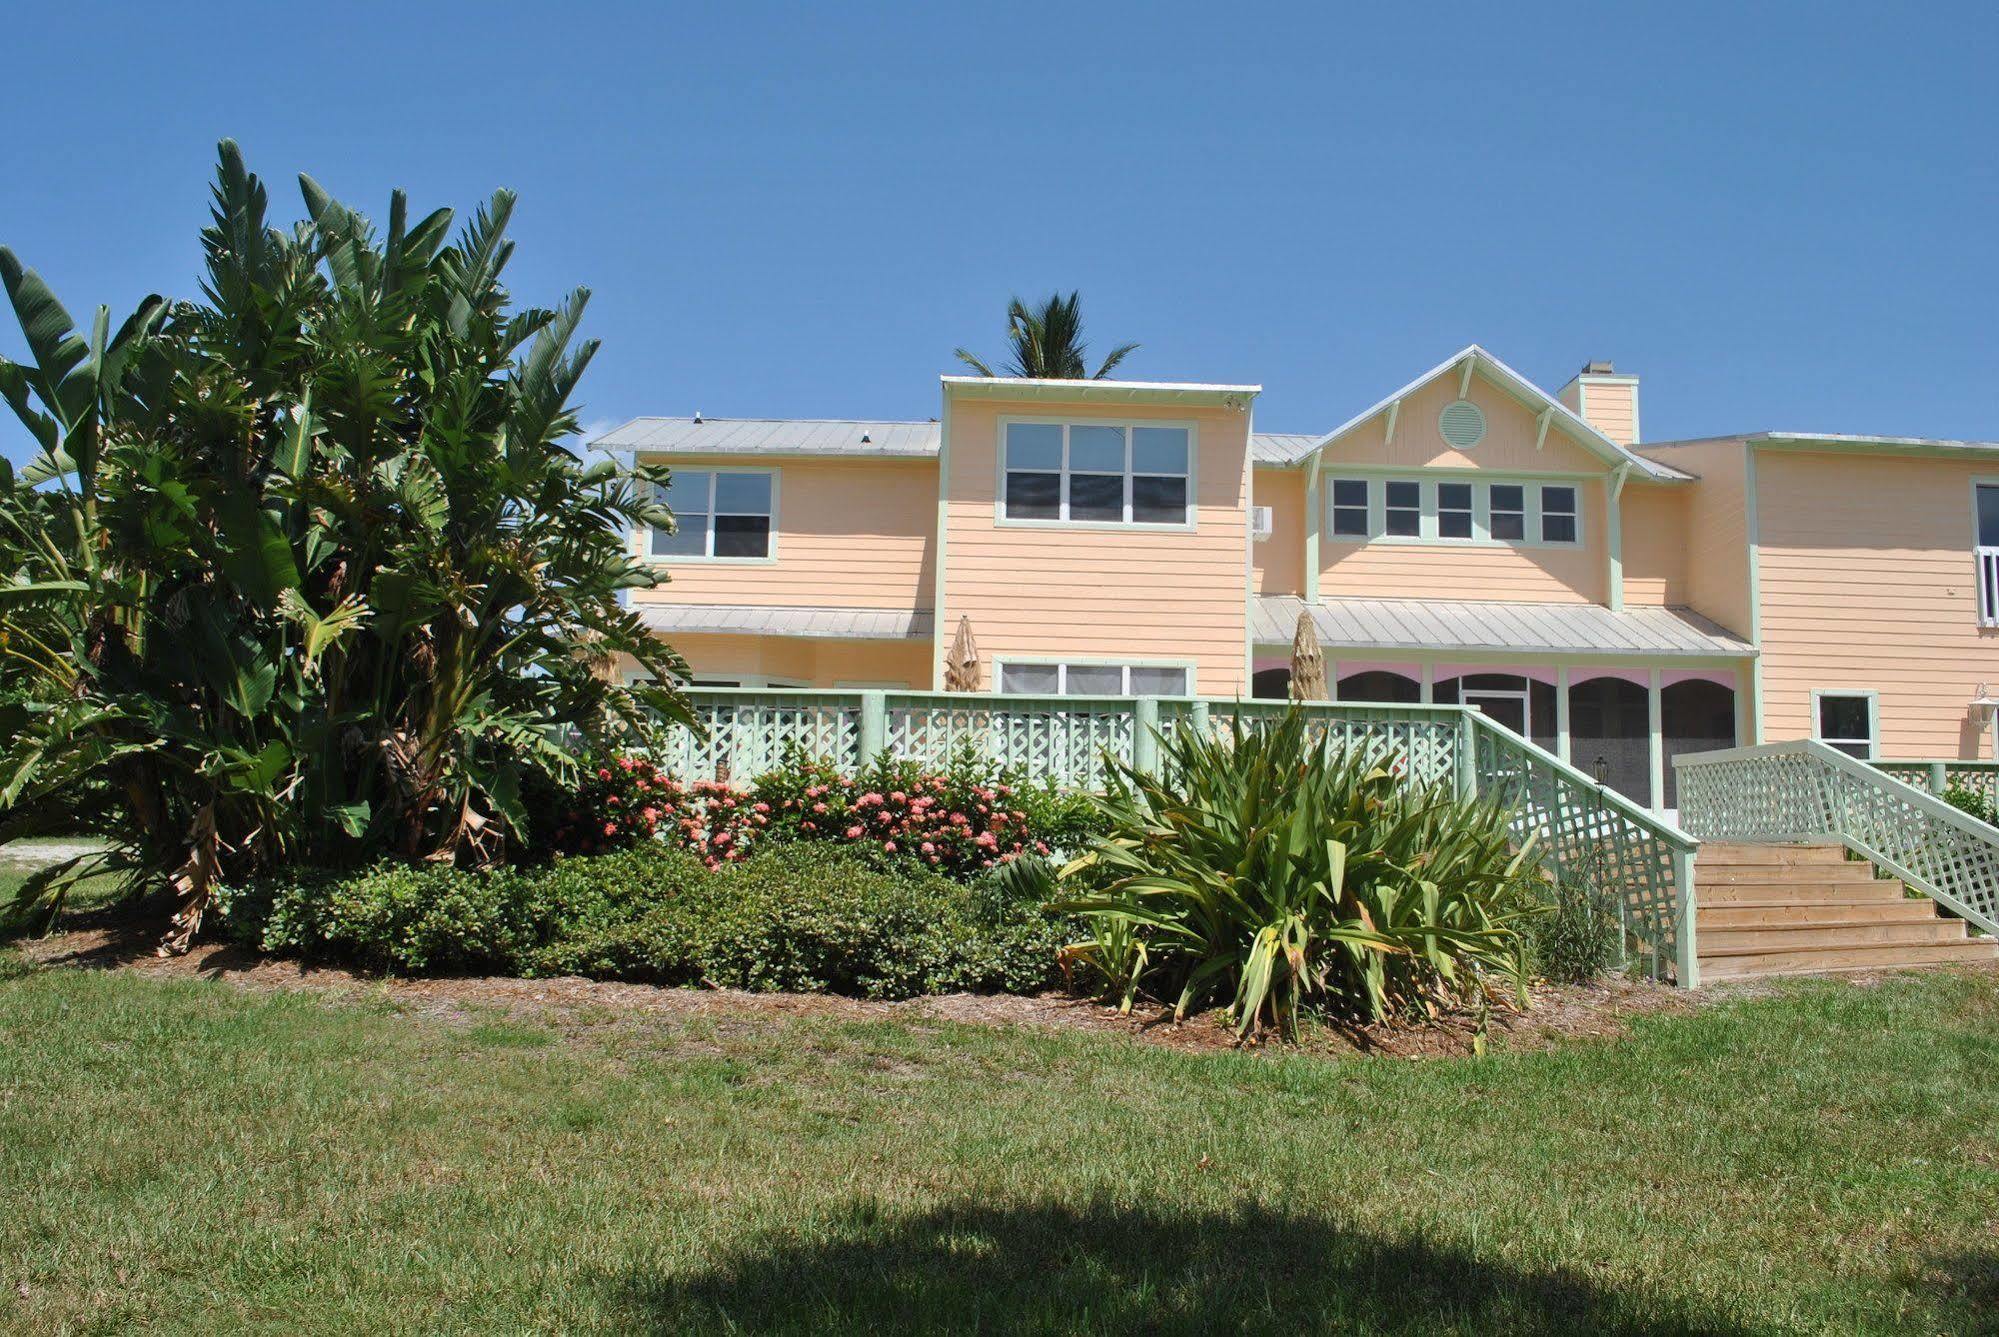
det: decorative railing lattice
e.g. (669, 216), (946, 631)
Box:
(1874, 759), (1999, 813)
(659, 688), (1700, 985)
(1677, 740), (1999, 937)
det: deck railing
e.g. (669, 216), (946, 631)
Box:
(1873, 758), (1999, 812)
(659, 688), (1701, 985)
(1676, 740), (1999, 937)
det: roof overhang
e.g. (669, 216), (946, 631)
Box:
(1252, 595), (1753, 660)
(1303, 345), (1691, 482)
(636, 604), (933, 642)
(1750, 431), (1999, 460)
(940, 376), (1260, 409)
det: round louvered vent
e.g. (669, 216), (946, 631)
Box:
(1438, 399), (1485, 449)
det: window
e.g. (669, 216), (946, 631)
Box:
(1539, 485), (1578, 545)
(651, 470), (775, 559)
(1384, 481), (1421, 537)
(997, 662), (1191, 696)
(1489, 484), (1525, 541)
(1437, 482), (1474, 540)
(1001, 421), (1192, 526)
(1976, 483), (1999, 625)
(1330, 478), (1369, 537)
(1814, 691), (1876, 759)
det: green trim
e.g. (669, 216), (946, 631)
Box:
(1555, 665), (1572, 762)
(1303, 453), (1322, 605)
(1605, 465), (1629, 613)
(1646, 668), (1665, 811)
(930, 395), (954, 689)
(1744, 443), (1765, 744)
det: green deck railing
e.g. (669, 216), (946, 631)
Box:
(1676, 740), (1999, 937)
(1874, 758), (1999, 810)
(660, 689), (1701, 985)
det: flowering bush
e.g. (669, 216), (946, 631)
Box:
(544, 745), (1104, 878)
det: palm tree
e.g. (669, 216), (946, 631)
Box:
(954, 292), (1137, 380)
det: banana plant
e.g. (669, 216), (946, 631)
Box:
(0, 141), (691, 942)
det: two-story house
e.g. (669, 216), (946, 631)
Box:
(597, 344), (1999, 814)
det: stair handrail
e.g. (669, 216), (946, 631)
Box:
(1675, 739), (1999, 936)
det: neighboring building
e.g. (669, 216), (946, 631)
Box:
(596, 345), (1999, 812)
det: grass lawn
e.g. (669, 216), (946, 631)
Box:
(1, 950), (1995, 1334)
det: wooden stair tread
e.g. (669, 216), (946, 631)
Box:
(1700, 940), (1998, 980)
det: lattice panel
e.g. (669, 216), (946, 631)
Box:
(1193, 702), (1462, 788)
(886, 700), (1138, 791)
(1472, 718), (1689, 982)
(1876, 760), (1999, 813)
(656, 694), (861, 783)
(1679, 742), (1999, 936)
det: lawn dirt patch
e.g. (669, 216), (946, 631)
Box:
(17, 923), (1717, 1059)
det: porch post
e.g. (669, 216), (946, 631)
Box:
(1555, 666), (1572, 764)
(1133, 696), (1160, 775)
(1672, 844), (1701, 989)
(1419, 662), (1434, 704)
(1647, 669), (1665, 812)
(859, 690), (887, 762)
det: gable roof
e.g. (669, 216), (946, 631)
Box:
(1296, 345), (1690, 481)
(593, 417), (939, 458)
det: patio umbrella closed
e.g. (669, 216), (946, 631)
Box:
(1290, 608), (1329, 701)
(944, 615), (981, 692)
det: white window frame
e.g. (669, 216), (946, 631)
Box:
(995, 416), (1198, 532)
(1811, 688), (1879, 760)
(1319, 471), (1586, 550)
(1328, 477), (1370, 538)
(990, 658), (1198, 697)
(1971, 478), (1999, 627)
(647, 466), (780, 564)
(1538, 483), (1580, 546)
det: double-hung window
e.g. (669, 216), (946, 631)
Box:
(1539, 485), (1578, 545)
(1814, 691), (1877, 759)
(1384, 481), (1422, 537)
(1976, 483), (1999, 625)
(651, 469), (775, 560)
(1330, 479), (1369, 537)
(997, 661), (1191, 696)
(1001, 421), (1192, 526)
(1489, 484), (1526, 541)
(1437, 482), (1475, 539)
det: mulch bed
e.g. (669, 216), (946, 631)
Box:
(15, 924), (1713, 1060)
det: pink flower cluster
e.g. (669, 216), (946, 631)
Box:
(553, 752), (1055, 877)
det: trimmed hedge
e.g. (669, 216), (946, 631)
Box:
(218, 844), (1072, 1000)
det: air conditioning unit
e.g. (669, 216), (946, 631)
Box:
(1250, 505), (1274, 541)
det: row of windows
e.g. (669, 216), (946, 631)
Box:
(996, 661), (1190, 696)
(1001, 421), (1192, 526)
(1328, 478), (1580, 546)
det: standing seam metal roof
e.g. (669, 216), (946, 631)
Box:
(1251, 595), (1753, 658)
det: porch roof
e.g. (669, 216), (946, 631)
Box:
(635, 603), (934, 641)
(1252, 595), (1754, 659)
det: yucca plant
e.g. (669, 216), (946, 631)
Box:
(1056, 708), (1534, 1038)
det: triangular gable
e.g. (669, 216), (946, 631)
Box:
(1306, 345), (1689, 481)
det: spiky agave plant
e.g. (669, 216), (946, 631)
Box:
(1056, 707), (1533, 1038)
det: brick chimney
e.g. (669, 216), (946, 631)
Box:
(1557, 360), (1641, 446)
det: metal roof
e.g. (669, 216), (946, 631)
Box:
(635, 603), (933, 641)
(1252, 595), (1753, 659)
(1251, 432), (1320, 464)
(1643, 431), (1999, 457)
(940, 376), (1260, 407)
(594, 417), (940, 458)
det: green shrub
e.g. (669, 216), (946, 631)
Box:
(222, 844), (1072, 1000)
(1523, 855), (1624, 984)
(1941, 782), (1998, 827)
(1057, 707), (1532, 1037)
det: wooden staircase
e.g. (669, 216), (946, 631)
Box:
(1697, 842), (1999, 981)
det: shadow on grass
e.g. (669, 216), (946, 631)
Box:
(605, 1199), (1754, 1335)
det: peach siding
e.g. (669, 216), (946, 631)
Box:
(633, 634), (931, 688)
(1620, 483), (1687, 606)
(940, 395), (1251, 694)
(1647, 439), (1754, 637)
(1251, 466), (1306, 595)
(1754, 450), (1999, 758)
(1579, 381), (1638, 446)
(628, 456), (937, 610)
(1327, 372), (1606, 476)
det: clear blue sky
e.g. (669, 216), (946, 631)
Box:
(3, 1), (1994, 459)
